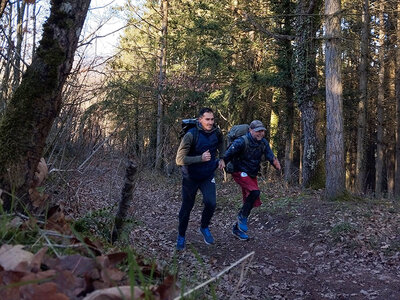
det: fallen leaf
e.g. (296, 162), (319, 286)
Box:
(0, 245), (34, 272)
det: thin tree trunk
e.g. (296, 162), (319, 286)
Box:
(155, 0), (168, 169)
(325, 0), (345, 200)
(0, 0), (8, 18)
(284, 82), (294, 185)
(12, 0), (26, 91)
(0, 4), (13, 114)
(31, 2), (37, 58)
(0, 0), (92, 211)
(395, 0), (400, 198)
(375, 2), (385, 197)
(355, 0), (369, 194)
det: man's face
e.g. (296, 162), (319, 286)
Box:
(250, 129), (265, 141)
(199, 112), (214, 131)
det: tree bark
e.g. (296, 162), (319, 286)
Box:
(294, 0), (322, 188)
(0, 3), (13, 114)
(155, 0), (168, 170)
(395, 0), (400, 198)
(375, 1), (385, 197)
(0, 0), (91, 211)
(355, 0), (369, 194)
(325, 0), (345, 200)
(0, 0), (8, 18)
(12, 0), (26, 91)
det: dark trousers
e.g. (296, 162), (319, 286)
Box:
(239, 190), (260, 218)
(178, 175), (216, 237)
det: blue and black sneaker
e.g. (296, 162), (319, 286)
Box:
(237, 213), (248, 232)
(199, 227), (215, 245)
(232, 223), (249, 241)
(176, 235), (186, 251)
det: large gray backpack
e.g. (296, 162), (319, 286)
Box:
(227, 124), (250, 147)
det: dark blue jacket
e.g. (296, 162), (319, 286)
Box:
(223, 132), (275, 178)
(176, 123), (222, 181)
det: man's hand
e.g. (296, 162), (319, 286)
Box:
(273, 158), (281, 170)
(218, 159), (226, 170)
(201, 150), (211, 162)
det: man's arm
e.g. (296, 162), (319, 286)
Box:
(223, 137), (245, 164)
(263, 139), (281, 170)
(176, 132), (203, 166)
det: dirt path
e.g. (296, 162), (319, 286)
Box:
(125, 172), (400, 299)
(60, 162), (400, 299)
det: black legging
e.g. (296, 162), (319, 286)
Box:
(239, 190), (260, 218)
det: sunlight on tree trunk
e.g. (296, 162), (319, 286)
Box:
(0, 0), (8, 18)
(155, 0), (168, 170)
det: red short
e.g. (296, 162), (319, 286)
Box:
(231, 172), (262, 207)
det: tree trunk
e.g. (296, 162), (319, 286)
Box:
(395, 0), (400, 198)
(0, 4), (13, 114)
(0, 0), (8, 18)
(294, 0), (322, 188)
(355, 0), (369, 194)
(155, 0), (168, 170)
(325, 0), (345, 200)
(31, 1), (37, 58)
(12, 0), (26, 91)
(284, 85), (294, 185)
(375, 2), (385, 197)
(0, 0), (91, 211)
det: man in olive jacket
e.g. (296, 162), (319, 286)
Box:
(175, 108), (225, 250)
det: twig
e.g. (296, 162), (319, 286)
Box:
(41, 233), (61, 258)
(42, 243), (84, 248)
(38, 229), (74, 239)
(229, 252), (255, 300)
(173, 251), (255, 300)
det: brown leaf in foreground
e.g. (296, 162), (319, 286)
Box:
(0, 245), (34, 272)
(44, 205), (72, 234)
(152, 275), (180, 300)
(20, 282), (69, 300)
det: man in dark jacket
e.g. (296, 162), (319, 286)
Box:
(175, 108), (225, 250)
(223, 120), (281, 240)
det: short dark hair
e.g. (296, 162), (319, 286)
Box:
(198, 107), (214, 117)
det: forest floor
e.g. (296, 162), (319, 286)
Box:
(62, 159), (400, 300)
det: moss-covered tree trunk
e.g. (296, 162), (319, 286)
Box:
(294, 0), (323, 188)
(0, 0), (91, 211)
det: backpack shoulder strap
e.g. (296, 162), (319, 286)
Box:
(191, 127), (199, 149)
(242, 134), (249, 152)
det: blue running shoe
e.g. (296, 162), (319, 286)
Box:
(237, 213), (248, 232)
(199, 227), (215, 245)
(232, 224), (249, 240)
(176, 235), (185, 250)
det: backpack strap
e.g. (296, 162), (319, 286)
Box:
(242, 135), (249, 152)
(190, 127), (199, 151)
